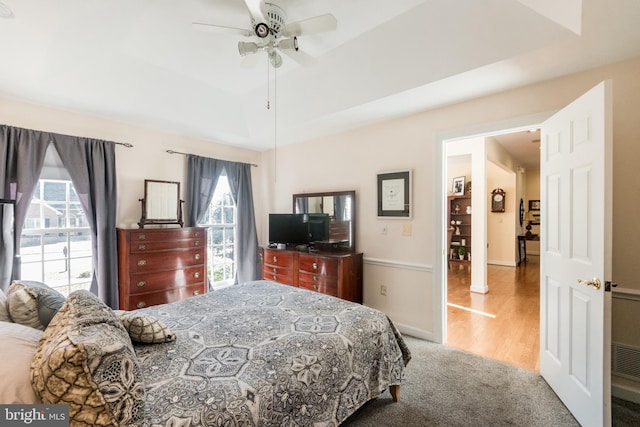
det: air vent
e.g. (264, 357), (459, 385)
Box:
(612, 342), (640, 381)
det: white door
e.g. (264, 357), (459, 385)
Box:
(540, 81), (613, 427)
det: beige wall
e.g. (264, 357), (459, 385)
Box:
(263, 56), (640, 363)
(0, 96), (263, 233)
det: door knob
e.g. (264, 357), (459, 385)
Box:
(577, 277), (601, 290)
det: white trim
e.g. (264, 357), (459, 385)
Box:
(612, 287), (640, 301)
(488, 260), (517, 267)
(394, 322), (435, 342)
(436, 111), (557, 345)
(363, 257), (432, 272)
(612, 378), (640, 405)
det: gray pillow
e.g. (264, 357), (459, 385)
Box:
(6, 280), (66, 330)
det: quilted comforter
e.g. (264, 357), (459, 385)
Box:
(133, 280), (410, 426)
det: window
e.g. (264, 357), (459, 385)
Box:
(198, 174), (237, 289)
(20, 179), (93, 296)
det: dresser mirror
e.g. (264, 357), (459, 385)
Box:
(293, 190), (356, 252)
(138, 179), (184, 228)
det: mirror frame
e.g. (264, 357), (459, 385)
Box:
(138, 179), (184, 228)
(292, 190), (356, 252)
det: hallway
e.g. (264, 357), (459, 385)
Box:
(447, 256), (540, 372)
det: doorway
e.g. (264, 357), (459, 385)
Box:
(443, 127), (541, 371)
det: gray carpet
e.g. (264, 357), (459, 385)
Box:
(343, 336), (640, 426)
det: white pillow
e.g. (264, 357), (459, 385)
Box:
(0, 289), (10, 322)
(0, 321), (43, 403)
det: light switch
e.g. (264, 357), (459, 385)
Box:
(401, 223), (412, 236)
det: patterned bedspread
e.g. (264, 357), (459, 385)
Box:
(134, 280), (410, 426)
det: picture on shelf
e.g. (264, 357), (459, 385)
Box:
(452, 176), (465, 196)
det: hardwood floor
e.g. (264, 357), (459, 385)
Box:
(446, 256), (540, 372)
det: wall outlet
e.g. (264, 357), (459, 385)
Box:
(380, 284), (387, 296)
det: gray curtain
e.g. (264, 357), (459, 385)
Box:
(52, 136), (118, 308)
(0, 125), (50, 251)
(186, 155), (260, 284)
(0, 124), (119, 307)
(186, 155), (225, 226)
(225, 161), (261, 283)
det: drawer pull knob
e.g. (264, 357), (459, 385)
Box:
(195, 231), (200, 237)
(194, 240), (200, 246)
(136, 280), (146, 287)
(273, 268), (277, 274)
(313, 276), (318, 281)
(273, 256), (277, 263)
(312, 262), (318, 270)
(313, 284), (318, 291)
(138, 234), (146, 240)
(137, 260), (147, 266)
(194, 253), (201, 261)
(138, 244), (146, 250)
(194, 272), (200, 279)
(193, 290), (200, 296)
(137, 301), (146, 308)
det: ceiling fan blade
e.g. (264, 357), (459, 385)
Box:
(283, 13), (337, 37)
(192, 22), (252, 37)
(243, 0), (268, 25)
(282, 49), (316, 67)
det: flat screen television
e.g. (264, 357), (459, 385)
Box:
(268, 214), (309, 245)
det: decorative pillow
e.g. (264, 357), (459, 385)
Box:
(6, 280), (66, 329)
(115, 311), (176, 344)
(31, 290), (146, 426)
(0, 288), (10, 322)
(0, 321), (43, 403)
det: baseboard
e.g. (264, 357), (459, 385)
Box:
(394, 322), (436, 342)
(488, 260), (517, 267)
(612, 376), (640, 405)
(470, 283), (489, 294)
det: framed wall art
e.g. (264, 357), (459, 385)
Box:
(452, 176), (465, 196)
(377, 170), (412, 218)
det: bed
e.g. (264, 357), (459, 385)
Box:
(4, 279), (410, 426)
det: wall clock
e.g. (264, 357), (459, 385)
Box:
(491, 188), (506, 212)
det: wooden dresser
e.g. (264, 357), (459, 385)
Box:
(117, 227), (207, 310)
(261, 248), (363, 303)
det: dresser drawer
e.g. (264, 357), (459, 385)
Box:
(128, 238), (204, 253)
(128, 267), (205, 294)
(129, 249), (204, 272)
(126, 284), (206, 310)
(262, 266), (295, 286)
(298, 255), (339, 277)
(128, 228), (205, 242)
(263, 249), (295, 268)
(298, 273), (338, 297)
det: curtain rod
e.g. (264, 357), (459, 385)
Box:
(115, 142), (133, 148)
(166, 149), (258, 167)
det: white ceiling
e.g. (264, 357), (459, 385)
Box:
(1, 0), (640, 152)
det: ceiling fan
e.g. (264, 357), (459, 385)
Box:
(193, 0), (337, 68)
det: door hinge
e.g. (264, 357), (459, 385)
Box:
(605, 281), (618, 292)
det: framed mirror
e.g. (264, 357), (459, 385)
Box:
(138, 179), (184, 228)
(293, 190), (356, 252)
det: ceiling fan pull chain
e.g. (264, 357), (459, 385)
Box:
(266, 56), (271, 110)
